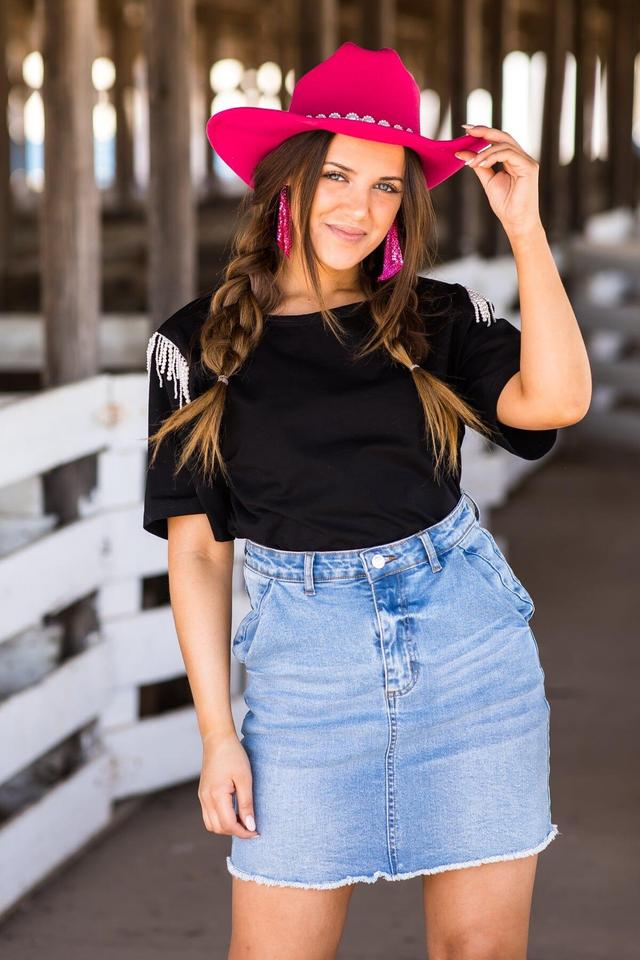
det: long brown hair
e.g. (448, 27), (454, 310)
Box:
(149, 129), (495, 489)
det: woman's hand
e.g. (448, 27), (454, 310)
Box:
(454, 124), (543, 240)
(198, 730), (260, 838)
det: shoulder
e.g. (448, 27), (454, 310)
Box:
(415, 275), (497, 327)
(150, 288), (215, 357)
(146, 288), (216, 408)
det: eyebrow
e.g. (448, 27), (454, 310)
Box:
(323, 160), (404, 182)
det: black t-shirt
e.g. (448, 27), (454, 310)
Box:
(143, 275), (558, 550)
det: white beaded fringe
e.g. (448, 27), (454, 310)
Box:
(465, 287), (497, 326)
(146, 331), (191, 407)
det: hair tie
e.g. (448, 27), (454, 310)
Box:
(409, 363), (418, 371)
(217, 374), (229, 385)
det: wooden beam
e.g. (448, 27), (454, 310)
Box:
(110, 0), (136, 208)
(607, 0), (637, 209)
(478, 0), (509, 258)
(360, 0), (395, 49)
(298, 0), (338, 74)
(539, 0), (572, 240)
(0, 0), (10, 309)
(41, 0), (101, 387)
(145, 0), (196, 329)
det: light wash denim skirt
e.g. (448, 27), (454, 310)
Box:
(227, 490), (560, 889)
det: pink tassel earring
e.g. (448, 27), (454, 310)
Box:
(276, 185), (293, 257)
(377, 218), (404, 281)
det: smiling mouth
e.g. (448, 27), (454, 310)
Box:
(326, 224), (367, 241)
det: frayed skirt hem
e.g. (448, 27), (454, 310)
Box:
(226, 823), (561, 890)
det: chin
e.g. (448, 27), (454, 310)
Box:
(316, 245), (365, 272)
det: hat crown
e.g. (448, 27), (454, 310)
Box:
(289, 42), (421, 134)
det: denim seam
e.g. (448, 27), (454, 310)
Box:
(361, 559), (397, 876)
(393, 575), (419, 696)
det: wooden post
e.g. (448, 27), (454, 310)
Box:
(196, 24), (212, 194)
(361, 0), (395, 49)
(569, 0), (588, 232)
(110, 0), (136, 209)
(478, 0), (509, 258)
(607, 0), (637, 210)
(298, 0), (337, 74)
(0, 0), (10, 308)
(277, 0), (295, 111)
(443, 0), (470, 259)
(575, 2), (602, 225)
(145, 0), (196, 330)
(458, 0), (484, 257)
(41, 0), (100, 385)
(41, 0), (101, 652)
(540, 0), (572, 240)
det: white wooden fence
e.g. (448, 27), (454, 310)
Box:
(0, 371), (252, 917)
(0, 296), (557, 917)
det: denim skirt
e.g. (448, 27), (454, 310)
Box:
(227, 490), (560, 889)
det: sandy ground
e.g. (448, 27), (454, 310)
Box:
(1, 433), (638, 958)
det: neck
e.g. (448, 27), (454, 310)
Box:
(275, 253), (363, 303)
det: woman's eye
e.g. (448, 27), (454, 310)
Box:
(322, 171), (399, 193)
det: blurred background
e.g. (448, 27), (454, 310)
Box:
(0, 1), (638, 957)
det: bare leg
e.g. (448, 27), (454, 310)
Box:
(422, 854), (539, 960)
(228, 876), (356, 960)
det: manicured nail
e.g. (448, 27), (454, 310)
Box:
(461, 123), (474, 129)
(245, 814), (255, 831)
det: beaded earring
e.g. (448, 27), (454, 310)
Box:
(276, 185), (293, 257)
(377, 218), (404, 281)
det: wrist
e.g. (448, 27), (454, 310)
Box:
(507, 222), (547, 252)
(201, 726), (237, 748)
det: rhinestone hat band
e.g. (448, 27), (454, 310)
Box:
(305, 111), (414, 133)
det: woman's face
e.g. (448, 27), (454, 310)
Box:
(307, 134), (405, 273)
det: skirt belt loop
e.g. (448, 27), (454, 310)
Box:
(418, 530), (442, 573)
(304, 552), (316, 595)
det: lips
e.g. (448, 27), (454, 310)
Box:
(326, 224), (367, 241)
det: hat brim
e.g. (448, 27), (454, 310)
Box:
(206, 108), (491, 190)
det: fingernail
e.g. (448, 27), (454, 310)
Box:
(461, 123), (474, 129)
(245, 814), (255, 831)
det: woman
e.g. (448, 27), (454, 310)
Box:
(144, 42), (590, 960)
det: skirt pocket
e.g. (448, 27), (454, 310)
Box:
(457, 522), (536, 621)
(232, 563), (276, 664)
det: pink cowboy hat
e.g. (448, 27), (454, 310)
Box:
(206, 41), (490, 190)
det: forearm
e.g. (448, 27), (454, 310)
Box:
(509, 224), (592, 420)
(167, 550), (236, 745)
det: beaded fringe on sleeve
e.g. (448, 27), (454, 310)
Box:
(146, 331), (191, 407)
(465, 287), (497, 326)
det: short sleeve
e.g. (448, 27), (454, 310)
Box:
(449, 285), (558, 460)
(143, 330), (233, 541)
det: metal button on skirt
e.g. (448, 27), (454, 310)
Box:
(227, 490), (560, 889)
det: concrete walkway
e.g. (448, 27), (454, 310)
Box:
(1, 434), (638, 959)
